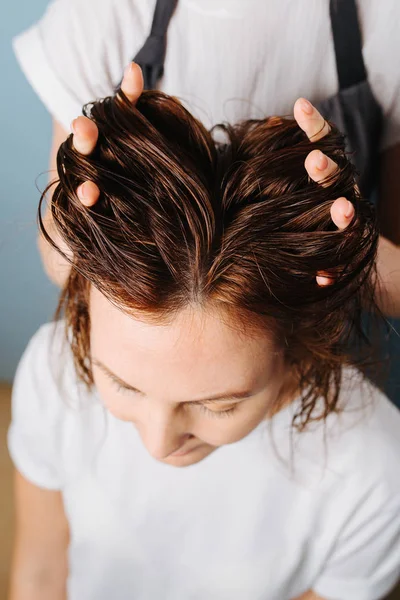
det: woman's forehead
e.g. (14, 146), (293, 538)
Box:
(89, 286), (277, 378)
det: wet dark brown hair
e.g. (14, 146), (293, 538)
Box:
(39, 90), (379, 429)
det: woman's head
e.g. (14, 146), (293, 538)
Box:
(89, 287), (291, 465)
(40, 90), (378, 466)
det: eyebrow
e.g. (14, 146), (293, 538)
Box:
(92, 359), (255, 404)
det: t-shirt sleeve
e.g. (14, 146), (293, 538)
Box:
(8, 323), (67, 490)
(313, 474), (400, 600)
(12, 0), (152, 131)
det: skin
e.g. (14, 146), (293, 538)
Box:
(90, 287), (297, 466)
(379, 143), (400, 245)
(295, 593), (321, 600)
(8, 471), (69, 600)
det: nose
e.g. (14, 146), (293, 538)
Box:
(138, 409), (193, 460)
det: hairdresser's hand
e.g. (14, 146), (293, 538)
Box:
(293, 98), (356, 286)
(71, 62), (144, 206)
(71, 78), (354, 288)
(38, 62), (144, 288)
(295, 98), (400, 314)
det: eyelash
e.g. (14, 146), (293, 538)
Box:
(198, 404), (238, 418)
(112, 381), (131, 395)
(111, 381), (238, 418)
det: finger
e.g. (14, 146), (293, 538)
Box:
(71, 116), (99, 156)
(120, 62), (144, 103)
(315, 198), (355, 287)
(316, 272), (335, 287)
(304, 149), (338, 187)
(77, 181), (100, 207)
(294, 98), (331, 141)
(330, 197), (355, 230)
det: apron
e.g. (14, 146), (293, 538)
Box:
(129, 0), (383, 197)
(122, 0), (399, 404)
(316, 0), (383, 198)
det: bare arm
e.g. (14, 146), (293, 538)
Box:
(37, 120), (71, 287)
(376, 235), (400, 317)
(8, 470), (69, 600)
(378, 144), (400, 246)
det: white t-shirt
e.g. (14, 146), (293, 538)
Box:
(8, 322), (400, 600)
(13, 0), (400, 151)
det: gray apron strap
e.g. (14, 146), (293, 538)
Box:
(116, 0), (177, 91)
(320, 2), (396, 403)
(317, 0), (383, 197)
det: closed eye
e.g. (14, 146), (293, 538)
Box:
(197, 404), (238, 418)
(110, 377), (137, 395)
(110, 377), (240, 416)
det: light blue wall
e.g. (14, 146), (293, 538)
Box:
(0, 0), (58, 381)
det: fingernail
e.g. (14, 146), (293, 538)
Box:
(316, 151), (328, 170)
(70, 118), (78, 134)
(316, 275), (333, 287)
(300, 99), (313, 115)
(124, 62), (134, 78)
(345, 201), (354, 218)
(77, 183), (87, 199)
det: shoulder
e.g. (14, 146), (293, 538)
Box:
(16, 320), (71, 383)
(22, 0), (155, 42)
(285, 368), (400, 500)
(12, 321), (81, 418)
(323, 368), (400, 496)
(13, 0), (155, 129)
(13, 320), (101, 413)
(307, 370), (400, 600)
(9, 322), (79, 489)
(9, 321), (102, 489)
(21, 320), (64, 357)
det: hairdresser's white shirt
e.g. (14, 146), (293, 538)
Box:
(8, 323), (400, 600)
(12, 0), (400, 151)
